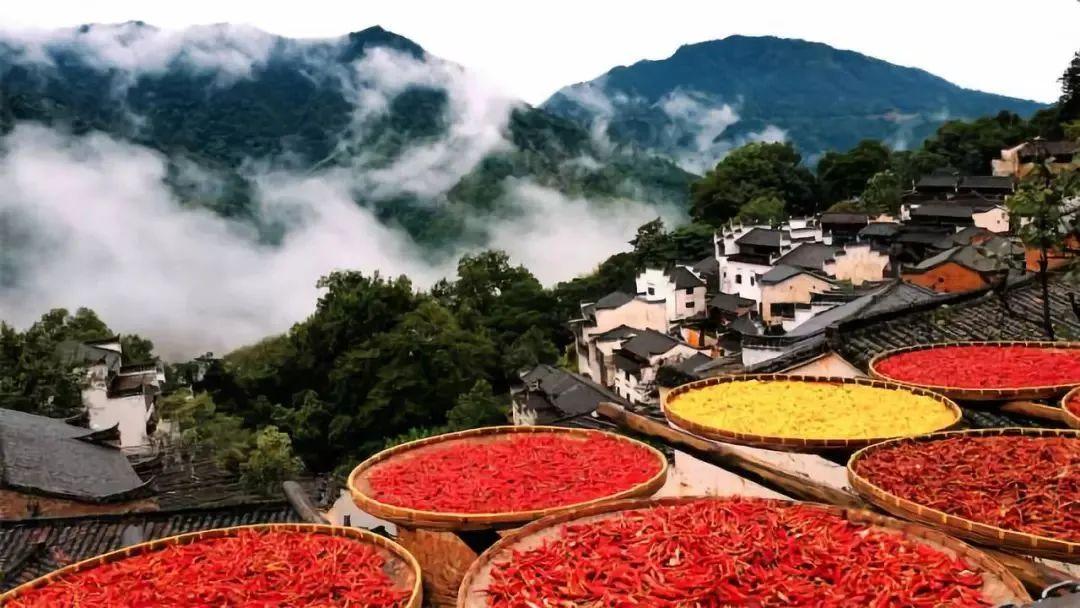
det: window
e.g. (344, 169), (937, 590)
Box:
(647, 287), (655, 295)
(750, 277), (756, 286)
(685, 301), (694, 309)
(684, 287), (693, 294)
(735, 274), (743, 284)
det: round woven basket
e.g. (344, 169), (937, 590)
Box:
(661, 374), (962, 452)
(456, 496), (1031, 607)
(848, 427), (1080, 563)
(1062, 385), (1080, 430)
(0, 523), (423, 607)
(348, 425), (668, 531)
(868, 340), (1080, 401)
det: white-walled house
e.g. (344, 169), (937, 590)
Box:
(774, 242), (889, 286)
(713, 219), (822, 305)
(60, 337), (162, 453)
(635, 266), (708, 323)
(571, 291), (667, 380)
(609, 329), (704, 405)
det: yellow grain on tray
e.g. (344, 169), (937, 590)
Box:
(667, 380), (955, 440)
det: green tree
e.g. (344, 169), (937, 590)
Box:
(736, 194), (787, 225)
(446, 379), (507, 430)
(1060, 51), (1080, 123)
(120, 335), (156, 362)
(240, 426), (303, 494)
(690, 142), (818, 224)
(923, 111), (1036, 175)
(1008, 165), (1080, 340)
(860, 170), (903, 215)
(504, 326), (560, 376)
(816, 140), (891, 204)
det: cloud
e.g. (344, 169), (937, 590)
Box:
(3, 22), (279, 86)
(657, 90), (741, 173)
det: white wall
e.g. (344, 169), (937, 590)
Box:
(973, 207), (1009, 234)
(636, 267), (708, 322)
(826, 244), (889, 285)
(84, 387), (152, 451)
(719, 259), (768, 303)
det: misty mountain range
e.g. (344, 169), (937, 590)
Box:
(0, 22), (1044, 355)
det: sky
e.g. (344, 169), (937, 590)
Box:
(3, 0), (1078, 105)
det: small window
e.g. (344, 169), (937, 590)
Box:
(647, 287), (655, 295)
(684, 287), (693, 294)
(750, 277), (756, 286)
(685, 301), (694, 309)
(735, 274), (743, 284)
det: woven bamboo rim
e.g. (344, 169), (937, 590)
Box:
(456, 496), (1030, 607)
(347, 425), (669, 531)
(868, 340), (1080, 401)
(848, 428), (1080, 563)
(0, 523), (423, 607)
(1062, 385), (1080, 430)
(661, 374), (962, 452)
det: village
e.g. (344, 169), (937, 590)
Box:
(0, 131), (1078, 607)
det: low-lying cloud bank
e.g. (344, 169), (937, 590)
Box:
(0, 125), (668, 359)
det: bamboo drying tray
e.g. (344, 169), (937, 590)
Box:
(868, 340), (1080, 401)
(348, 425), (668, 531)
(1063, 385), (1080, 430)
(456, 496), (1031, 607)
(848, 428), (1080, 563)
(661, 374), (962, 452)
(0, 523), (423, 608)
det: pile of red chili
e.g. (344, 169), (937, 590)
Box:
(1066, 392), (1080, 419)
(366, 432), (661, 513)
(482, 499), (992, 607)
(874, 344), (1080, 388)
(5, 529), (412, 607)
(854, 435), (1080, 542)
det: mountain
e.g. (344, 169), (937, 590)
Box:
(0, 23), (693, 249)
(543, 35), (1046, 172)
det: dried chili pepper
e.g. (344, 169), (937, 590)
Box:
(855, 435), (1080, 542)
(367, 433), (661, 513)
(482, 498), (994, 607)
(875, 345), (1080, 389)
(5, 529), (413, 607)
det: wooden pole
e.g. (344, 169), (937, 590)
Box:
(282, 481), (328, 524)
(1000, 400), (1066, 424)
(595, 402), (866, 508)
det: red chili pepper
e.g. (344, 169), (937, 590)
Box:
(6, 529), (412, 607)
(875, 345), (1080, 389)
(855, 435), (1080, 542)
(482, 498), (993, 607)
(367, 433), (661, 513)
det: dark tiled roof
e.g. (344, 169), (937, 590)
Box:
(593, 324), (638, 341)
(958, 176), (1014, 192)
(775, 243), (839, 271)
(669, 266), (706, 289)
(0, 409), (149, 503)
(672, 353), (713, 375)
(859, 222), (901, 238)
(594, 291), (635, 310)
(829, 274), (1080, 369)
(613, 353), (644, 373)
(619, 329), (682, 360)
(708, 292), (755, 313)
(0, 503), (301, 591)
(520, 365), (627, 417)
(759, 264), (828, 285)
(692, 256), (719, 277)
(735, 228), (785, 248)
(108, 373), (155, 398)
(915, 174), (958, 190)
(908, 245), (1006, 274)
(935, 226), (994, 249)
(895, 227), (954, 245)
(819, 213), (869, 225)
(1018, 140), (1079, 158)
(54, 341), (121, 370)
(728, 315), (761, 336)
(910, 204), (976, 219)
